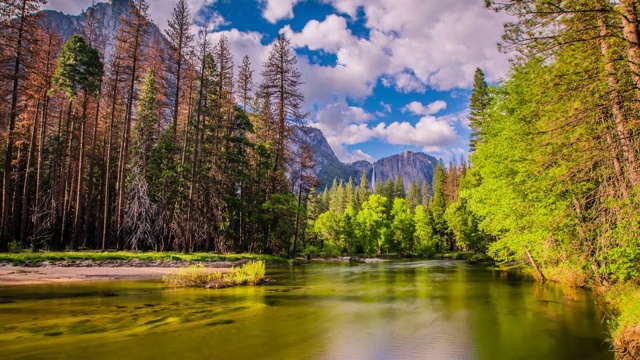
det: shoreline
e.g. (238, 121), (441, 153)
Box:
(0, 264), (231, 286)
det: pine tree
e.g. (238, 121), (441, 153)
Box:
(421, 182), (429, 209)
(430, 160), (448, 246)
(236, 55), (253, 112)
(260, 35), (305, 182)
(355, 170), (370, 211)
(468, 68), (489, 153)
(393, 175), (405, 199)
(165, 0), (193, 142)
(406, 181), (422, 211)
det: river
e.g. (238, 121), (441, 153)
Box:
(0, 260), (612, 359)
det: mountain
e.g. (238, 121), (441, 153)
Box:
(40, 0), (165, 59)
(368, 151), (438, 190)
(293, 127), (361, 187)
(295, 127), (439, 191)
(40, 3), (438, 193)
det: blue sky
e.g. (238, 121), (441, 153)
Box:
(45, 0), (510, 163)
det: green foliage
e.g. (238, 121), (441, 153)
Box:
(339, 205), (358, 255)
(356, 194), (389, 256)
(389, 198), (414, 254)
(302, 245), (320, 258)
(414, 205), (438, 256)
(406, 181), (422, 211)
(468, 67), (490, 152)
(52, 34), (103, 97)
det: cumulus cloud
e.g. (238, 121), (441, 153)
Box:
(281, 14), (353, 52)
(402, 100), (447, 116)
(380, 101), (391, 113)
(374, 116), (460, 152)
(260, 0), (300, 23)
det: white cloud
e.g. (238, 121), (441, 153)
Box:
(374, 115), (460, 152)
(402, 100), (447, 116)
(380, 101), (391, 113)
(260, 0), (299, 24)
(281, 15), (353, 52)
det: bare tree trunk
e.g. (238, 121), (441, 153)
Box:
(1, 0), (28, 251)
(73, 94), (90, 250)
(20, 103), (40, 244)
(524, 246), (546, 282)
(60, 100), (76, 248)
(598, 8), (640, 187)
(83, 97), (101, 248)
(102, 67), (120, 250)
(619, 0), (640, 107)
(34, 94), (49, 250)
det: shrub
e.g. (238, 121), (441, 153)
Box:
(163, 261), (266, 288)
(303, 245), (319, 258)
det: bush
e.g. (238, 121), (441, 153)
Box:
(303, 245), (319, 258)
(163, 261), (266, 288)
(322, 242), (341, 258)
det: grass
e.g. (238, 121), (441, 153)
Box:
(0, 251), (288, 266)
(163, 261), (267, 288)
(605, 284), (640, 360)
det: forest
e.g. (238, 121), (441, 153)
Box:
(0, 0), (320, 255)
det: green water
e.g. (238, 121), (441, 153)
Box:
(0, 261), (612, 360)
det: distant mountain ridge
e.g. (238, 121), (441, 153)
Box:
(295, 127), (439, 191)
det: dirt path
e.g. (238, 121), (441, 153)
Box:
(0, 265), (229, 286)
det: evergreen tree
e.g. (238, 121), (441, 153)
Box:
(430, 160), (448, 248)
(406, 181), (422, 211)
(393, 175), (405, 199)
(421, 182), (429, 209)
(260, 34), (305, 183)
(468, 68), (490, 153)
(165, 0), (193, 142)
(236, 55), (253, 111)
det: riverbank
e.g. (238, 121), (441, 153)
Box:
(0, 251), (288, 266)
(0, 264), (232, 286)
(0, 252), (285, 286)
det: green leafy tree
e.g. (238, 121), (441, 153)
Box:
(355, 194), (389, 256)
(340, 205), (358, 256)
(389, 198), (415, 255)
(414, 205), (437, 256)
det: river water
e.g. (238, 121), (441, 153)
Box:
(0, 260), (612, 359)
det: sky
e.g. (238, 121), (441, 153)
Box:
(44, 0), (511, 163)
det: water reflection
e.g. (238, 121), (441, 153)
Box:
(0, 261), (612, 360)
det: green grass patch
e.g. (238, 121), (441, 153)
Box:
(0, 251), (288, 266)
(606, 284), (640, 359)
(163, 261), (267, 289)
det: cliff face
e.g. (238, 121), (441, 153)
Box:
(369, 151), (438, 189)
(295, 127), (438, 191)
(293, 127), (361, 188)
(40, 0), (164, 59)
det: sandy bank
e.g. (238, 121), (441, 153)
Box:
(0, 265), (230, 286)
